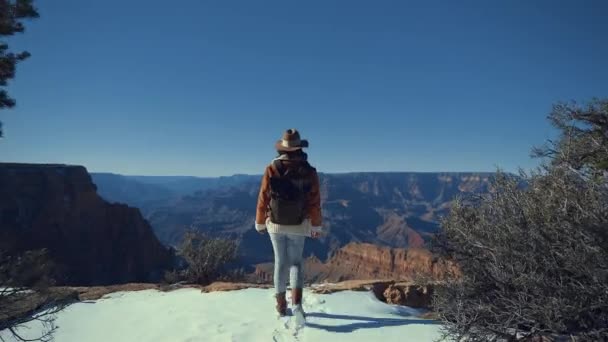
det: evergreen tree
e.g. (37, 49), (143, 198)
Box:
(0, 0), (39, 137)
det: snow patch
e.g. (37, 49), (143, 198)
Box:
(1, 288), (441, 341)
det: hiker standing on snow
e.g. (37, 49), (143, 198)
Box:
(255, 129), (323, 320)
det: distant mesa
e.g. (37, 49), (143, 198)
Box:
(91, 171), (492, 264)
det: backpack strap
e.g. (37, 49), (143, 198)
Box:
(271, 160), (285, 177)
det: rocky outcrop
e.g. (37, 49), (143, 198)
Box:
(200, 282), (272, 293)
(0, 163), (173, 285)
(378, 283), (434, 308)
(383, 284), (405, 304)
(312, 280), (436, 309)
(304, 243), (458, 283)
(252, 243), (458, 284)
(203, 279), (435, 309)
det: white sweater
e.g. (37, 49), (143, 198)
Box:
(255, 218), (322, 236)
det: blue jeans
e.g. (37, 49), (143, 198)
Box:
(269, 233), (306, 294)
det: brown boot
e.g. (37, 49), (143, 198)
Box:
(276, 292), (287, 316)
(292, 288), (303, 306)
(291, 288), (306, 318)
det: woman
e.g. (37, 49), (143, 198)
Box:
(255, 129), (323, 320)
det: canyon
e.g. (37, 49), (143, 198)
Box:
(0, 163), (172, 285)
(93, 171), (492, 263)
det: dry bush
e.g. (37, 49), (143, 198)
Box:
(162, 269), (182, 285)
(0, 249), (71, 342)
(532, 98), (608, 175)
(434, 100), (608, 341)
(177, 231), (238, 285)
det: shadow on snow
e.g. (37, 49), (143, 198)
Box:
(305, 312), (439, 333)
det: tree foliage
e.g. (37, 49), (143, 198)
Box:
(0, 0), (39, 137)
(533, 99), (608, 175)
(434, 99), (608, 341)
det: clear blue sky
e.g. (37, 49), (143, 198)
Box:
(1, 0), (606, 176)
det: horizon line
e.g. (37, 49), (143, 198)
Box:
(91, 169), (508, 178)
(0, 161), (521, 178)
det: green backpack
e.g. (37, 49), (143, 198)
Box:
(269, 160), (313, 225)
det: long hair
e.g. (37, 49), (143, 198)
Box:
(277, 149), (308, 160)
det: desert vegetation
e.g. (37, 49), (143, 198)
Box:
(0, 249), (72, 342)
(164, 231), (240, 286)
(434, 99), (608, 341)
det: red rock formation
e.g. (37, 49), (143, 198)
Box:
(253, 242), (458, 284)
(375, 211), (429, 248)
(0, 163), (172, 285)
(406, 228), (425, 248)
(308, 243), (458, 282)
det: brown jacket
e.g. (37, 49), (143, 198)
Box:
(256, 161), (322, 228)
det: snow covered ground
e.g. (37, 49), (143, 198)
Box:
(1, 288), (442, 342)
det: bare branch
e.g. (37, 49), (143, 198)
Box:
(434, 99), (608, 340)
